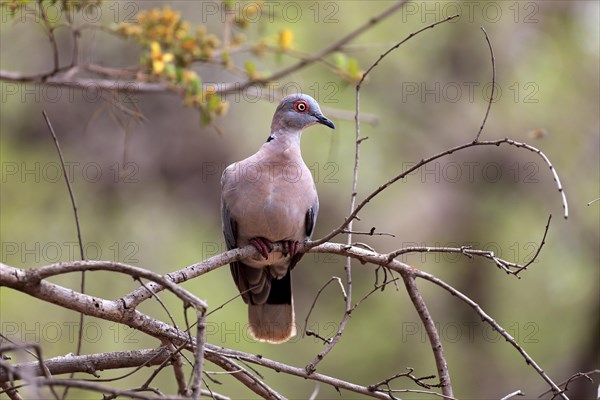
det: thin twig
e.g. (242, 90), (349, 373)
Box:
(0, 343), (60, 400)
(38, 0), (60, 77)
(369, 367), (439, 390)
(351, 277), (401, 312)
(385, 215), (551, 277)
(41, 112), (85, 262)
(538, 369), (599, 398)
(42, 110), (87, 400)
(171, 348), (188, 396)
(136, 279), (180, 330)
(587, 198), (600, 206)
(302, 277), (346, 339)
(341, 229), (396, 237)
(140, 344), (188, 391)
(499, 390), (525, 400)
(513, 215), (551, 276)
(1, 382), (24, 400)
(474, 27), (496, 142)
(358, 15), (459, 86)
(401, 274), (453, 396)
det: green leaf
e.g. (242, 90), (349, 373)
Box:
(189, 74), (201, 95)
(207, 93), (221, 111)
(333, 52), (348, 70)
(164, 63), (176, 81)
(200, 107), (212, 125)
(347, 58), (360, 77)
(244, 60), (256, 77)
(175, 67), (184, 84)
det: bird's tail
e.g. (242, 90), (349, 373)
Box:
(248, 303), (295, 343)
(247, 270), (295, 343)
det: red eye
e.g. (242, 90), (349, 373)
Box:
(293, 100), (309, 113)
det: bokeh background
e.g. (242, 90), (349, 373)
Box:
(1, 1), (598, 399)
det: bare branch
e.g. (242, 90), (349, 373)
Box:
(171, 349), (189, 397)
(499, 390), (525, 400)
(220, 0), (410, 95)
(302, 276), (346, 341)
(386, 215), (551, 277)
(38, 1), (60, 77)
(357, 14), (460, 89)
(304, 9), (461, 378)
(474, 27), (496, 142)
(0, 233), (568, 400)
(27, 378), (175, 400)
(401, 274), (452, 395)
(311, 137), (569, 249)
(368, 367), (457, 399)
(513, 215), (552, 276)
(307, 243), (567, 398)
(0, 348), (170, 383)
(42, 111), (88, 399)
(209, 347), (392, 400)
(191, 308), (207, 400)
(539, 369), (600, 398)
(41, 111), (85, 257)
(1, 382), (24, 400)
(586, 198), (599, 206)
(341, 228), (396, 237)
(0, 344), (59, 400)
(409, 269), (568, 400)
(350, 276), (400, 312)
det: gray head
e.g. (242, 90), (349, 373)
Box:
(270, 93), (335, 134)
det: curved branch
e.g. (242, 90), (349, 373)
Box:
(474, 27), (496, 142)
(311, 137), (568, 248)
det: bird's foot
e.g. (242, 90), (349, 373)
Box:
(249, 237), (274, 259)
(282, 240), (300, 258)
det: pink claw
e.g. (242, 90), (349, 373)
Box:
(250, 237), (273, 259)
(282, 240), (299, 258)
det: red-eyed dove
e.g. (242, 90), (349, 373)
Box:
(221, 93), (335, 343)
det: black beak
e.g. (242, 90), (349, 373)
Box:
(315, 113), (335, 129)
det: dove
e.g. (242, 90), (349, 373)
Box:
(221, 93), (335, 343)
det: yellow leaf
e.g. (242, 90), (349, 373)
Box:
(150, 41), (161, 58)
(153, 60), (166, 74)
(278, 29), (293, 50)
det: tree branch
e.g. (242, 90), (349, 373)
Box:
(310, 137), (568, 250)
(0, 348), (170, 383)
(1, 233), (568, 399)
(474, 27), (496, 142)
(220, 0), (410, 95)
(401, 273), (452, 395)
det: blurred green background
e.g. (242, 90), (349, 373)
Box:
(1, 1), (598, 399)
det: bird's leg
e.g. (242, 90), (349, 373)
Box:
(282, 240), (300, 258)
(249, 237), (274, 259)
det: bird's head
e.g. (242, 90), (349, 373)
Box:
(270, 93), (335, 133)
